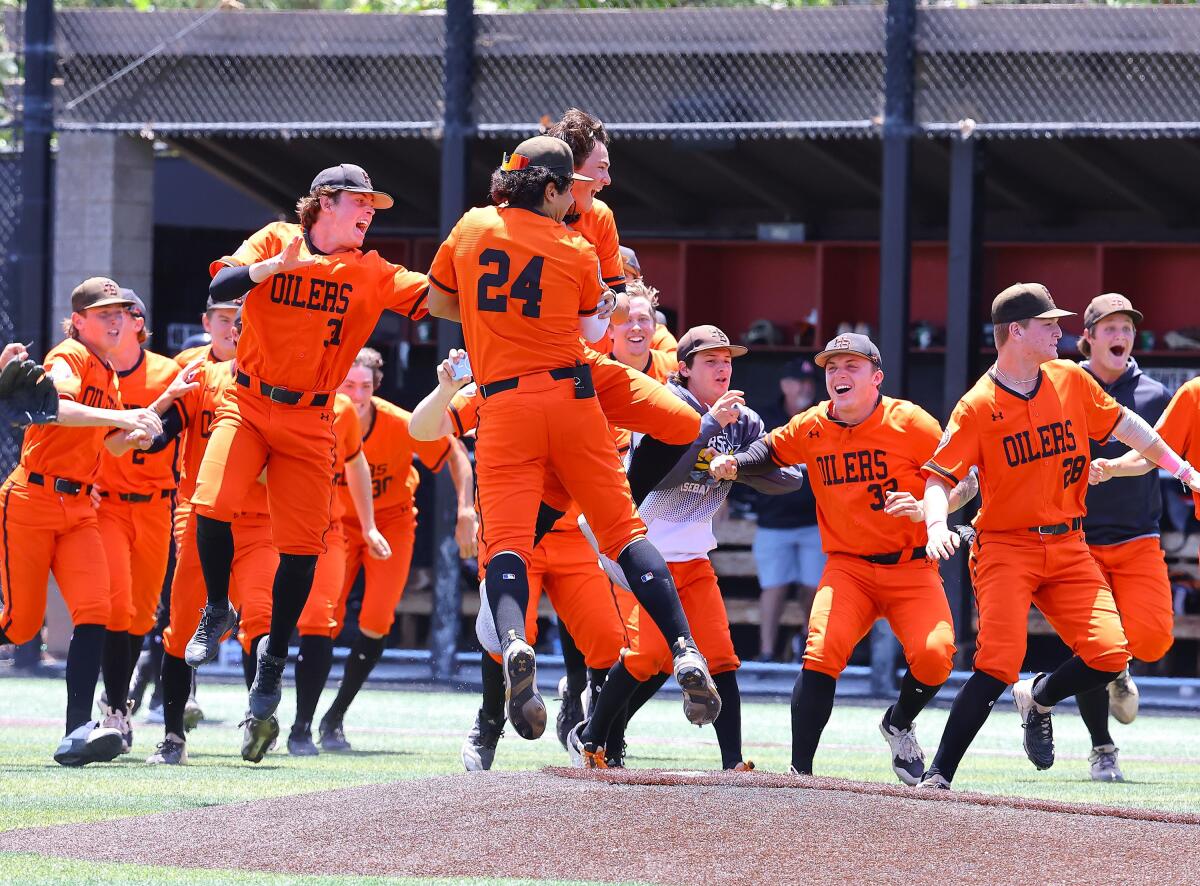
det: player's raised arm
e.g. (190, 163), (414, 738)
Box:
(409, 350), (473, 441)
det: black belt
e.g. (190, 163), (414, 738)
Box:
(27, 472), (91, 496)
(100, 489), (173, 503)
(1028, 517), (1083, 536)
(236, 371), (330, 408)
(859, 546), (927, 565)
(479, 364), (595, 400)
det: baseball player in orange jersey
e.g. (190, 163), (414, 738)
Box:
(288, 390), (395, 758)
(296, 349), (474, 753)
(143, 332), (279, 764)
(175, 295), (241, 368)
(412, 332), (701, 769)
(918, 284), (1200, 789)
(427, 135), (721, 741)
(710, 333), (964, 783)
(185, 164), (431, 741)
(92, 291), (192, 753)
(0, 278), (173, 766)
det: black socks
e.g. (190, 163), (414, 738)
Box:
(1076, 684), (1113, 748)
(102, 629), (131, 712)
(294, 635), (334, 729)
(1034, 656), (1121, 708)
(582, 660), (639, 747)
(790, 669), (837, 774)
(480, 651), (506, 721)
(242, 634), (266, 690)
(161, 652), (192, 738)
(266, 553), (318, 658)
(486, 552), (529, 645)
(195, 515), (235, 610)
(888, 669), (943, 732)
(927, 670), (1007, 783)
(616, 539), (691, 646)
(713, 670), (743, 769)
(65, 624), (106, 734)
(324, 633), (386, 725)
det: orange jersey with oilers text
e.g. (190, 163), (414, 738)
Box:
(428, 206), (605, 386)
(339, 396), (451, 518)
(21, 338), (122, 482)
(329, 393), (364, 522)
(97, 350), (181, 494)
(174, 344), (214, 368)
(924, 359), (1124, 532)
(212, 221), (429, 393)
(1153, 377), (1200, 517)
(767, 397), (942, 556)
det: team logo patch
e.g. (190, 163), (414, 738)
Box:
(640, 572), (654, 583)
(937, 427), (951, 450)
(832, 335), (851, 349)
(46, 361), (73, 384)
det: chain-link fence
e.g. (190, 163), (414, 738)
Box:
(0, 2), (24, 477)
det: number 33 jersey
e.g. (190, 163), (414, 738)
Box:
(924, 359), (1123, 533)
(211, 221), (430, 394)
(428, 205), (606, 386)
(766, 397), (943, 556)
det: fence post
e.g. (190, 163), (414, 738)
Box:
(430, 0), (475, 684)
(16, 0), (54, 350)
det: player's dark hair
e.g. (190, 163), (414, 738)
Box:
(489, 167), (573, 211)
(547, 108), (609, 168)
(353, 347), (385, 390)
(296, 186), (342, 229)
(1076, 334), (1091, 359)
(993, 319), (1030, 348)
(669, 354), (696, 389)
(60, 317), (78, 340)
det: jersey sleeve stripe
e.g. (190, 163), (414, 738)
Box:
(449, 405), (467, 439)
(425, 442), (451, 472)
(1102, 410), (1123, 443)
(602, 275), (625, 284)
(923, 461), (961, 487)
(346, 445), (363, 463)
(405, 287), (429, 319)
(427, 274), (457, 296)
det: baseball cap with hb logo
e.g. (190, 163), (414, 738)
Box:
(71, 277), (134, 313)
(1083, 292), (1143, 329)
(501, 136), (594, 181)
(206, 294), (243, 312)
(814, 332), (881, 368)
(991, 283), (1074, 325)
(677, 325), (748, 363)
(310, 164), (394, 210)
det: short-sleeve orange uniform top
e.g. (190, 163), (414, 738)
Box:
(1153, 377), (1200, 517)
(174, 344), (215, 368)
(649, 325), (678, 355)
(329, 393), (364, 523)
(569, 199), (625, 291)
(211, 221), (429, 393)
(338, 396), (453, 523)
(173, 360), (267, 516)
(97, 349), (181, 495)
(766, 397), (942, 556)
(22, 338), (123, 484)
(923, 360), (1124, 533)
(428, 206), (606, 386)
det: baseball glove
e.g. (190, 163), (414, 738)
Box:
(0, 359), (59, 427)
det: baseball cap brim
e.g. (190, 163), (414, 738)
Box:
(814, 347), (879, 368)
(338, 187), (394, 210)
(687, 342), (748, 359)
(1034, 308), (1075, 319)
(1088, 307), (1143, 327)
(571, 172), (594, 182)
(81, 295), (136, 311)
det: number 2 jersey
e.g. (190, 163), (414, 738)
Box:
(211, 221), (430, 394)
(765, 396), (943, 556)
(924, 359), (1123, 533)
(428, 205), (606, 386)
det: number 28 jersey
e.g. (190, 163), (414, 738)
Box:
(765, 397), (942, 557)
(924, 360), (1123, 533)
(428, 206), (606, 386)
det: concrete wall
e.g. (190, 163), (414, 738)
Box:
(53, 133), (154, 326)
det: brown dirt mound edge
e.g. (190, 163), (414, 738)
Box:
(545, 766), (1200, 826)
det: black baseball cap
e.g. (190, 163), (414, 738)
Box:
(814, 333), (882, 368)
(781, 358), (818, 381)
(991, 283), (1074, 325)
(676, 325), (748, 363)
(206, 294), (243, 312)
(121, 289), (148, 320)
(71, 277), (134, 313)
(501, 136), (594, 181)
(310, 164), (394, 210)
(1083, 292), (1143, 329)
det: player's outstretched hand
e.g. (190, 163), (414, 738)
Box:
(124, 407), (163, 439)
(926, 522), (961, 560)
(274, 234), (318, 274)
(883, 490), (924, 522)
(436, 349), (473, 391)
(1088, 458), (1114, 486)
(0, 342), (29, 370)
(365, 526), (392, 560)
(455, 508), (479, 559)
(125, 428), (154, 450)
(164, 357), (205, 402)
(709, 453), (738, 482)
(708, 390), (745, 427)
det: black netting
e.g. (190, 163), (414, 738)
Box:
(0, 4), (22, 476)
(916, 2), (1200, 138)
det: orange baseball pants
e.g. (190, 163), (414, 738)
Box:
(969, 531), (1130, 685)
(803, 554), (955, 686)
(590, 353), (699, 446)
(337, 506), (417, 637)
(191, 383), (336, 555)
(623, 558), (738, 682)
(298, 522), (348, 638)
(0, 471), (110, 643)
(162, 503), (277, 659)
(475, 375), (644, 565)
(97, 493), (173, 635)
(1089, 536), (1174, 663)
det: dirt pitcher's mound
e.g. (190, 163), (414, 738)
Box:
(3, 769), (1197, 884)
